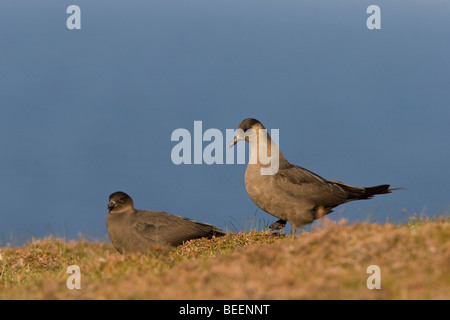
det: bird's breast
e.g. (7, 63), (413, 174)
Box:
(245, 165), (281, 214)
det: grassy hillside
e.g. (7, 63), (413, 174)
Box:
(0, 217), (449, 299)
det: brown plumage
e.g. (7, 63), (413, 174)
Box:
(106, 192), (225, 254)
(230, 118), (400, 238)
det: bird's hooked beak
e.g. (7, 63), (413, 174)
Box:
(229, 130), (245, 148)
(107, 201), (116, 211)
(229, 136), (239, 148)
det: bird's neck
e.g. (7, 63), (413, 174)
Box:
(248, 129), (287, 174)
(108, 205), (135, 215)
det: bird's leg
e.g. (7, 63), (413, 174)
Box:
(291, 224), (297, 239)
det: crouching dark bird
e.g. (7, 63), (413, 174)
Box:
(230, 118), (401, 239)
(106, 192), (225, 254)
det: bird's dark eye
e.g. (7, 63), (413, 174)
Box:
(120, 197), (125, 201)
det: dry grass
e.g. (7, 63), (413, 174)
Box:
(1, 217), (449, 300)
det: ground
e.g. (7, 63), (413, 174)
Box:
(1, 217), (449, 299)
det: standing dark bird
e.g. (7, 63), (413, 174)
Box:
(106, 192), (225, 254)
(230, 118), (400, 238)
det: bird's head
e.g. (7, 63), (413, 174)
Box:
(229, 118), (266, 147)
(108, 191), (134, 214)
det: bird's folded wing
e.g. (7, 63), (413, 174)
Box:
(133, 210), (222, 246)
(276, 165), (349, 206)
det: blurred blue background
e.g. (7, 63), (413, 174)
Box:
(1, 0), (449, 245)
